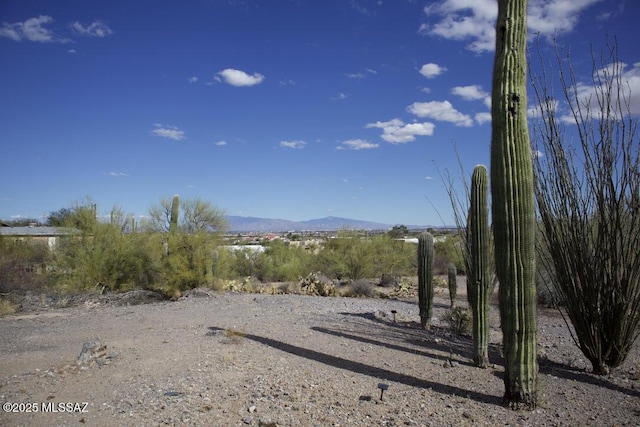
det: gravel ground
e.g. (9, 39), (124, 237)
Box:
(1, 285), (639, 426)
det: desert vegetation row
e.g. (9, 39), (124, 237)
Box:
(0, 200), (463, 300)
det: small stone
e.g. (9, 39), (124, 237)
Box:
(249, 405), (257, 413)
(242, 416), (254, 424)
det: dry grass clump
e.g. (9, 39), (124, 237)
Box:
(222, 328), (246, 344)
(0, 298), (18, 316)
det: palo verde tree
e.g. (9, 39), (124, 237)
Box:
(491, 0), (537, 409)
(146, 196), (228, 294)
(530, 40), (640, 375)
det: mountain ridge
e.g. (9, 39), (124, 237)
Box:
(225, 215), (428, 232)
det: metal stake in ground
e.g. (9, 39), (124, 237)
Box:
(378, 383), (389, 401)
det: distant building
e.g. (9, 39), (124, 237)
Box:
(0, 225), (79, 250)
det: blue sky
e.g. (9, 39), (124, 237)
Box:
(1, 0), (638, 226)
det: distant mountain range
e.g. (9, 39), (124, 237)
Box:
(225, 215), (427, 233)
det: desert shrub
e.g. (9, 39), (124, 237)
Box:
(314, 232), (414, 280)
(447, 307), (472, 336)
(343, 279), (375, 298)
(0, 238), (53, 293)
(254, 240), (314, 282)
(158, 231), (222, 294)
(0, 298), (18, 316)
(434, 235), (465, 275)
(299, 272), (336, 296)
(223, 248), (261, 279)
(55, 223), (163, 293)
(275, 281), (300, 294)
(380, 273), (399, 288)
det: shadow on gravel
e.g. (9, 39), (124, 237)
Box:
(207, 326), (503, 407)
(537, 357), (640, 399)
(337, 312), (503, 367)
(311, 326), (476, 368)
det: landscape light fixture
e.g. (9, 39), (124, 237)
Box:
(377, 383), (389, 401)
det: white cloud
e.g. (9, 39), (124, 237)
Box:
(105, 171), (129, 177)
(573, 61), (640, 117)
(215, 140), (227, 146)
(216, 68), (265, 87)
(530, 62), (640, 123)
(407, 100), (474, 127)
(280, 140), (307, 149)
(339, 139), (379, 150)
(0, 15), (65, 43)
(346, 72), (365, 79)
(421, 0), (603, 53)
(152, 123), (186, 141)
(474, 112), (492, 125)
(67, 49), (77, 54)
(279, 78), (296, 86)
(452, 84), (489, 101)
(70, 21), (113, 37)
(452, 84), (492, 108)
(188, 76), (198, 83)
(419, 63), (447, 79)
(332, 92), (348, 100)
(366, 118), (435, 143)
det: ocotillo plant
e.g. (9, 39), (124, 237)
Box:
(417, 232), (434, 330)
(490, 0), (537, 408)
(467, 165), (491, 368)
(170, 195), (180, 235)
(448, 264), (457, 308)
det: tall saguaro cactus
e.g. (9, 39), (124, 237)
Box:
(170, 195), (180, 235)
(490, 0), (537, 408)
(467, 165), (491, 368)
(417, 232), (434, 330)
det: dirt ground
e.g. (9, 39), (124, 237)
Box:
(1, 282), (639, 426)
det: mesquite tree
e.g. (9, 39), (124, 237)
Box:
(491, 0), (538, 409)
(530, 41), (640, 375)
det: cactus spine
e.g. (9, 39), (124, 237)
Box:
(417, 232), (434, 330)
(448, 264), (457, 308)
(467, 165), (491, 368)
(490, 0), (537, 408)
(170, 195), (180, 235)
